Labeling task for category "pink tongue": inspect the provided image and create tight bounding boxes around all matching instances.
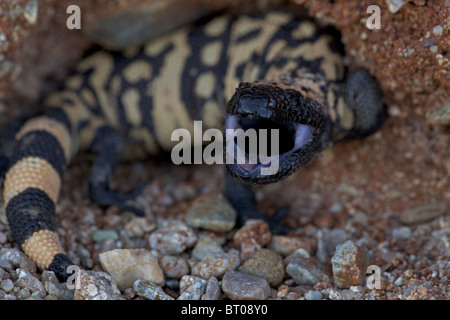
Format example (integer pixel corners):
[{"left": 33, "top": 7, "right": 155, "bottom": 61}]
[
  {"left": 237, "top": 162, "right": 260, "bottom": 171},
  {"left": 236, "top": 152, "right": 273, "bottom": 172}
]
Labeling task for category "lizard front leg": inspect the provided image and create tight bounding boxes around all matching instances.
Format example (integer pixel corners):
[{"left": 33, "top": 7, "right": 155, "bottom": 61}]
[
  {"left": 224, "top": 171, "right": 289, "bottom": 234},
  {"left": 88, "top": 125, "right": 146, "bottom": 216}
]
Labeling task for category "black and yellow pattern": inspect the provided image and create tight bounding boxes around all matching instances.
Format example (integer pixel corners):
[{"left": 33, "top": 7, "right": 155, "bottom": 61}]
[{"left": 2, "top": 11, "right": 384, "bottom": 281}]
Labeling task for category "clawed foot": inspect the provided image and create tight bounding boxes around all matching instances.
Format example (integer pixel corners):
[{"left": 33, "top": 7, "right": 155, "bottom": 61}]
[
  {"left": 89, "top": 180, "right": 147, "bottom": 216},
  {"left": 237, "top": 206, "right": 290, "bottom": 235}
]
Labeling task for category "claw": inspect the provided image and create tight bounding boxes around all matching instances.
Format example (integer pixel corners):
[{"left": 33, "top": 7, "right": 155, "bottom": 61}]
[
  {"left": 267, "top": 207, "right": 290, "bottom": 235},
  {"left": 113, "top": 180, "right": 147, "bottom": 201},
  {"left": 89, "top": 181, "right": 146, "bottom": 216},
  {"left": 115, "top": 202, "right": 145, "bottom": 217}
]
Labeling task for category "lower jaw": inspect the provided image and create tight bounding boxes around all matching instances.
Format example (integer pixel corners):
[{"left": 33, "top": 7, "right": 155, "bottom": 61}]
[{"left": 225, "top": 163, "right": 280, "bottom": 185}]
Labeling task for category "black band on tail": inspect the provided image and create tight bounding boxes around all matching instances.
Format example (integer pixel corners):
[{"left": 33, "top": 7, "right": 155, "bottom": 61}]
[
  {"left": 48, "top": 253, "right": 75, "bottom": 283},
  {"left": 6, "top": 188, "right": 57, "bottom": 248}
]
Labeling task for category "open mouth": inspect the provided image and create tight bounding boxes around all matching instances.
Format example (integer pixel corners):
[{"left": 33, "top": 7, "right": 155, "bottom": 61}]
[
  {"left": 224, "top": 81, "right": 326, "bottom": 183},
  {"left": 225, "top": 112, "right": 313, "bottom": 174}
]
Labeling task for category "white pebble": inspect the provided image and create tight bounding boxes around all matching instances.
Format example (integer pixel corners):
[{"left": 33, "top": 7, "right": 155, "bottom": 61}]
[
  {"left": 386, "top": 0, "right": 406, "bottom": 13},
  {"left": 432, "top": 25, "right": 443, "bottom": 36}
]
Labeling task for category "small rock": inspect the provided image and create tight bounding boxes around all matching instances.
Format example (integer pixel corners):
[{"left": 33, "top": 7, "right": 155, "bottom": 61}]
[
  {"left": 23, "top": 0, "right": 38, "bottom": 24},
  {"left": 186, "top": 194, "right": 237, "bottom": 232},
  {"left": 427, "top": 102, "right": 450, "bottom": 126},
  {"left": 19, "top": 257, "right": 37, "bottom": 275},
  {"left": 0, "top": 267, "right": 8, "bottom": 279},
  {"left": 422, "top": 38, "right": 436, "bottom": 47},
  {"left": 16, "top": 274, "right": 46, "bottom": 298},
  {"left": 276, "top": 284, "right": 289, "bottom": 298},
  {"left": 331, "top": 240, "right": 368, "bottom": 289},
  {"left": 284, "top": 248, "right": 311, "bottom": 262},
  {"left": 0, "top": 247, "right": 36, "bottom": 274},
  {"left": 350, "top": 285, "right": 365, "bottom": 296},
  {"left": 394, "top": 276, "right": 407, "bottom": 287},
  {"left": 328, "top": 289, "right": 342, "bottom": 300},
  {"left": 233, "top": 219, "right": 271, "bottom": 249},
  {"left": 179, "top": 275, "right": 207, "bottom": 293},
  {"left": 192, "top": 236, "right": 224, "bottom": 260},
  {"left": 432, "top": 25, "right": 443, "bottom": 36},
  {"left": 238, "top": 249, "right": 284, "bottom": 286},
  {"left": 0, "top": 232, "right": 7, "bottom": 244},
  {"left": 348, "top": 212, "right": 369, "bottom": 227},
  {"left": 386, "top": 0, "right": 407, "bottom": 13},
  {"left": 124, "top": 217, "right": 156, "bottom": 237},
  {"left": 99, "top": 249, "right": 164, "bottom": 291},
  {"left": 304, "top": 290, "right": 322, "bottom": 300},
  {"left": 392, "top": 227, "right": 412, "bottom": 240},
  {"left": 192, "top": 252, "right": 240, "bottom": 279},
  {"left": 2, "top": 293, "right": 17, "bottom": 300},
  {"left": 0, "top": 248, "right": 23, "bottom": 270},
  {"left": 74, "top": 270, "right": 123, "bottom": 300},
  {"left": 405, "top": 282, "right": 432, "bottom": 300},
  {"left": 123, "top": 287, "right": 135, "bottom": 300},
  {"left": 340, "top": 289, "right": 355, "bottom": 300},
  {"left": 316, "top": 229, "right": 349, "bottom": 263},
  {"left": 202, "top": 277, "right": 221, "bottom": 300},
  {"left": 222, "top": 271, "right": 270, "bottom": 300},
  {"left": 18, "top": 288, "right": 31, "bottom": 300},
  {"left": 160, "top": 255, "right": 190, "bottom": 279},
  {"left": 404, "top": 281, "right": 424, "bottom": 297},
  {"left": 177, "top": 280, "right": 206, "bottom": 300},
  {"left": 267, "top": 235, "right": 311, "bottom": 257},
  {"left": 239, "top": 241, "right": 262, "bottom": 262},
  {"left": 93, "top": 229, "right": 118, "bottom": 242},
  {"left": 400, "top": 202, "right": 447, "bottom": 225},
  {"left": 1, "top": 279, "right": 14, "bottom": 293},
  {"left": 285, "top": 252, "right": 330, "bottom": 286},
  {"left": 149, "top": 219, "right": 197, "bottom": 255},
  {"left": 133, "top": 279, "right": 174, "bottom": 300},
  {"left": 42, "top": 271, "right": 74, "bottom": 300}
]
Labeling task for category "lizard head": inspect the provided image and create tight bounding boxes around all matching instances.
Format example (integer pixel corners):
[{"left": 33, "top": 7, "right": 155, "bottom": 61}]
[{"left": 225, "top": 81, "right": 327, "bottom": 184}]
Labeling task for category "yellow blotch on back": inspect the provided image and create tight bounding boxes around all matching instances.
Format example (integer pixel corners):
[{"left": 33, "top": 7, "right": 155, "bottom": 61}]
[
  {"left": 201, "top": 40, "right": 223, "bottom": 67},
  {"left": 122, "top": 88, "right": 142, "bottom": 126},
  {"left": 202, "top": 100, "right": 224, "bottom": 129},
  {"left": 150, "top": 32, "right": 194, "bottom": 151},
  {"left": 195, "top": 71, "right": 216, "bottom": 99},
  {"left": 203, "top": 16, "right": 229, "bottom": 37},
  {"left": 291, "top": 21, "right": 316, "bottom": 39},
  {"left": 123, "top": 60, "right": 153, "bottom": 84}
]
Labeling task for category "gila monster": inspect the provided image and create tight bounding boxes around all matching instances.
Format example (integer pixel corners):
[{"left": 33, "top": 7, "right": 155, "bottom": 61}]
[{"left": 1, "top": 11, "right": 385, "bottom": 282}]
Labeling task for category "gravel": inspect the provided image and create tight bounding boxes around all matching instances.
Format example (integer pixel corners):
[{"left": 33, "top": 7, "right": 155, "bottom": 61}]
[
  {"left": 99, "top": 248, "right": 165, "bottom": 290},
  {"left": 399, "top": 202, "right": 447, "bottom": 225},
  {"left": 186, "top": 194, "right": 237, "bottom": 232},
  {"left": 133, "top": 279, "right": 174, "bottom": 300},
  {"left": 285, "top": 254, "right": 330, "bottom": 286},
  {"left": 160, "top": 255, "right": 190, "bottom": 279},
  {"left": 202, "top": 276, "right": 221, "bottom": 300},
  {"left": 177, "top": 279, "right": 206, "bottom": 300},
  {"left": 304, "top": 290, "right": 322, "bottom": 300},
  {"left": 238, "top": 249, "right": 285, "bottom": 286},
  {"left": 222, "top": 270, "right": 271, "bottom": 300},
  {"left": 73, "top": 270, "right": 123, "bottom": 300},
  {"left": 331, "top": 240, "right": 368, "bottom": 289},
  {"left": 149, "top": 219, "right": 197, "bottom": 255},
  {"left": 1, "top": 188, "right": 449, "bottom": 300},
  {"left": 191, "top": 235, "right": 224, "bottom": 260},
  {"left": 191, "top": 252, "right": 240, "bottom": 279}
]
